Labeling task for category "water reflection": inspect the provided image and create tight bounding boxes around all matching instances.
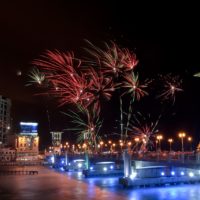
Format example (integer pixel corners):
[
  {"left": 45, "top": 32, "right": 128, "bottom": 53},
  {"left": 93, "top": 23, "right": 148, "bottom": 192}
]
[{"left": 0, "top": 166, "right": 200, "bottom": 200}]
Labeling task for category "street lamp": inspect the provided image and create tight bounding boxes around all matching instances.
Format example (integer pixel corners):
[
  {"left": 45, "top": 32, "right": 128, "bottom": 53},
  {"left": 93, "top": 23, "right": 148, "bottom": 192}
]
[
  {"left": 127, "top": 141, "right": 132, "bottom": 149},
  {"left": 134, "top": 137, "right": 140, "bottom": 153},
  {"left": 108, "top": 140, "right": 112, "bottom": 152},
  {"left": 188, "top": 136, "right": 192, "bottom": 151},
  {"left": 156, "top": 135, "right": 163, "bottom": 152},
  {"left": 100, "top": 141, "right": 104, "bottom": 153},
  {"left": 112, "top": 143, "right": 116, "bottom": 152},
  {"left": 178, "top": 132, "right": 186, "bottom": 152},
  {"left": 168, "top": 138, "right": 173, "bottom": 152}
]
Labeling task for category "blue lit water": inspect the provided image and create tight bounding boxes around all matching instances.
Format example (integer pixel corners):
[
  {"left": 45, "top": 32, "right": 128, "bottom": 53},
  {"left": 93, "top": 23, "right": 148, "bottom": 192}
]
[{"left": 0, "top": 166, "right": 200, "bottom": 200}]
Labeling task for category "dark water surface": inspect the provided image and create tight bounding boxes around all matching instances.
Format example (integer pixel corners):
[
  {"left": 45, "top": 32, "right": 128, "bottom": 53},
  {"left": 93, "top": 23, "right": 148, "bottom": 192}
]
[{"left": 0, "top": 166, "right": 200, "bottom": 200}]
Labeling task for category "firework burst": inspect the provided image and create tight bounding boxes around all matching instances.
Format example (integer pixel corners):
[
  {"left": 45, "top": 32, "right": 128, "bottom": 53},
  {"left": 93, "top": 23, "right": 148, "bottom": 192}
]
[
  {"left": 84, "top": 68, "right": 115, "bottom": 114},
  {"left": 32, "top": 50, "right": 92, "bottom": 107},
  {"left": 121, "top": 72, "right": 149, "bottom": 100},
  {"left": 27, "top": 67, "right": 46, "bottom": 86},
  {"left": 128, "top": 112, "right": 161, "bottom": 153},
  {"left": 64, "top": 106, "right": 102, "bottom": 150},
  {"left": 157, "top": 74, "right": 183, "bottom": 104},
  {"left": 120, "top": 72, "right": 150, "bottom": 140},
  {"left": 84, "top": 40, "right": 138, "bottom": 77}
]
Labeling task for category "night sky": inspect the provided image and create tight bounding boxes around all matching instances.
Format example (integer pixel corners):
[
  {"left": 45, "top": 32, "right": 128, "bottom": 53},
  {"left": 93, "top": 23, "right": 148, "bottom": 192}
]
[{"left": 0, "top": 1, "right": 200, "bottom": 149}]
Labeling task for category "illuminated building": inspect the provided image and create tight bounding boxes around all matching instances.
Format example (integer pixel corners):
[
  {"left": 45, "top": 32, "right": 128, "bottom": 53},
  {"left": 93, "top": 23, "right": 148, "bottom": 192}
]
[
  {"left": 0, "top": 95, "right": 11, "bottom": 146},
  {"left": 50, "top": 131, "right": 63, "bottom": 154},
  {"left": 15, "top": 122, "right": 39, "bottom": 161},
  {"left": 0, "top": 148, "right": 16, "bottom": 162}
]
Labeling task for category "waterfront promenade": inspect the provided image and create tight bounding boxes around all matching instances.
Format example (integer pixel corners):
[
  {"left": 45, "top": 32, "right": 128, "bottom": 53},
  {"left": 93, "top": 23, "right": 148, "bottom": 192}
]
[
  {"left": 0, "top": 166, "right": 126, "bottom": 200},
  {"left": 0, "top": 165, "right": 200, "bottom": 200}
]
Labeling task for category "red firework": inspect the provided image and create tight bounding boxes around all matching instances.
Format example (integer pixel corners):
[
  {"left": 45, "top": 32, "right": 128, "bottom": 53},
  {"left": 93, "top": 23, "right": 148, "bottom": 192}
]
[
  {"left": 83, "top": 68, "right": 115, "bottom": 114},
  {"left": 33, "top": 49, "right": 115, "bottom": 112},
  {"left": 157, "top": 74, "right": 183, "bottom": 104},
  {"left": 33, "top": 50, "right": 91, "bottom": 107},
  {"left": 84, "top": 40, "right": 139, "bottom": 77}
]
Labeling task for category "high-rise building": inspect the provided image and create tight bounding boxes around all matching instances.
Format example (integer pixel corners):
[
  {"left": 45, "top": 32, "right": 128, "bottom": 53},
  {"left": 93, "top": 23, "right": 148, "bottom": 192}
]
[{"left": 0, "top": 95, "right": 11, "bottom": 146}]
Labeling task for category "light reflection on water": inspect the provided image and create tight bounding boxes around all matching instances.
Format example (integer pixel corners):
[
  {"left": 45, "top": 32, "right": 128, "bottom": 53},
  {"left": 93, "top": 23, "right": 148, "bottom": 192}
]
[
  {"left": 0, "top": 166, "right": 200, "bottom": 200},
  {"left": 71, "top": 172, "right": 200, "bottom": 200}
]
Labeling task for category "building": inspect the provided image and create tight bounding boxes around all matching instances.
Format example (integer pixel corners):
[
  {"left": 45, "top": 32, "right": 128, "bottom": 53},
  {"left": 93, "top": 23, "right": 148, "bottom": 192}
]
[
  {"left": 0, "top": 148, "right": 16, "bottom": 162},
  {"left": 15, "top": 122, "right": 39, "bottom": 161},
  {"left": 50, "top": 131, "right": 63, "bottom": 155},
  {"left": 0, "top": 95, "right": 11, "bottom": 146}
]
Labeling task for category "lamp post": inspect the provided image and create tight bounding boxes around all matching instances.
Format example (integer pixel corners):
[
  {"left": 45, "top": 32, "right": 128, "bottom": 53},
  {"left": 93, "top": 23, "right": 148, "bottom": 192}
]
[
  {"left": 100, "top": 141, "right": 104, "bottom": 153},
  {"left": 188, "top": 137, "right": 192, "bottom": 151},
  {"left": 134, "top": 137, "right": 140, "bottom": 153},
  {"left": 156, "top": 135, "right": 163, "bottom": 152},
  {"left": 108, "top": 140, "right": 112, "bottom": 153},
  {"left": 112, "top": 143, "right": 116, "bottom": 152},
  {"left": 179, "top": 132, "right": 186, "bottom": 163},
  {"left": 178, "top": 132, "right": 186, "bottom": 152},
  {"left": 168, "top": 138, "right": 173, "bottom": 152}
]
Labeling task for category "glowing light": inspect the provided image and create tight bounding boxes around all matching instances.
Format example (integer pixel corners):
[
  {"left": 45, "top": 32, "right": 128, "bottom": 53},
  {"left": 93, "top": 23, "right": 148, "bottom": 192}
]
[
  {"left": 96, "top": 161, "right": 115, "bottom": 165},
  {"left": 130, "top": 172, "right": 137, "bottom": 180},
  {"left": 161, "top": 172, "right": 165, "bottom": 176},
  {"left": 179, "top": 132, "right": 186, "bottom": 138},
  {"left": 20, "top": 122, "right": 38, "bottom": 126},
  {"left": 189, "top": 172, "right": 194, "bottom": 177},
  {"left": 171, "top": 171, "right": 175, "bottom": 176},
  {"left": 77, "top": 171, "right": 82, "bottom": 177},
  {"left": 60, "top": 167, "right": 64, "bottom": 172},
  {"left": 103, "top": 167, "right": 107, "bottom": 171},
  {"left": 51, "top": 156, "right": 55, "bottom": 164},
  {"left": 90, "top": 166, "right": 94, "bottom": 170},
  {"left": 181, "top": 171, "right": 185, "bottom": 176},
  {"left": 78, "top": 163, "right": 82, "bottom": 168},
  {"left": 110, "top": 165, "right": 114, "bottom": 170},
  {"left": 73, "top": 159, "right": 85, "bottom": 162}
]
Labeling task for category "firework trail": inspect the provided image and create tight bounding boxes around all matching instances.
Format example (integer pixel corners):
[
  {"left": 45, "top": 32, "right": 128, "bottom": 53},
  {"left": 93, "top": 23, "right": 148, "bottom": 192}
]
[
  {"left": 194, "top": 72, "right": 200, "bottom": 77},
  {"left": 121, "top": 72, "right": 150, "bottom": 140},
  {"left": 156, "top": 74, "right": 183, "bottom": 104}
]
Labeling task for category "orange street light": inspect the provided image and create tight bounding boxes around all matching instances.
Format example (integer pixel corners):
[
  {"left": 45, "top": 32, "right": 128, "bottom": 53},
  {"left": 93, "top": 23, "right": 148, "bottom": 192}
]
[
  {"left": 156, "top": 135, "right": 163, "bottom": 152},
  {"left": 168, "top": 138, "right": 173, "bottom": 152},
  {"left": 178, "top": 132, "right": 186, "bottom": 152}
]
